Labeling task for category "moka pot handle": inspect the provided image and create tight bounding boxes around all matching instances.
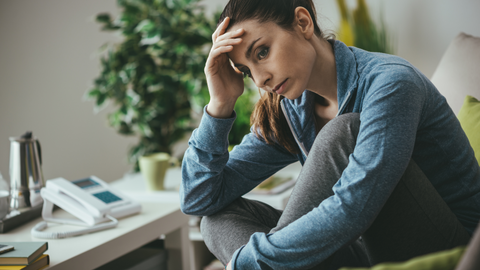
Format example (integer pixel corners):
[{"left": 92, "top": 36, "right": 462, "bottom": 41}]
[{"left": 36, "top": 140, "right": 42, "bottom": 165}]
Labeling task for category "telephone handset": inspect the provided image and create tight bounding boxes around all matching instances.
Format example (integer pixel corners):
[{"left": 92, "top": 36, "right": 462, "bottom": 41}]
[{"left": 31, "top": 176, "right": 141, "bottom": 239}]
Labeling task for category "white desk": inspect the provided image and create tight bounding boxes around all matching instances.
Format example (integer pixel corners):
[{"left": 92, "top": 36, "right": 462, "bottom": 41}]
[{"left": 1, "top": 202, "right": 191, "bottom": 270}]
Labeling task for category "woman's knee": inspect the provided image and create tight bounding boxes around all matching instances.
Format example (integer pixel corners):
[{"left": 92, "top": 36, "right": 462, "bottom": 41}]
[
  {"left": 199, "top": 214, "right": 217, "bottom": 244},
  {"left": 199, "top": 200, "right": 240, "bottom": 243},
  {"left": 200, "top": 198, "right": 281, "bottom": 243},
  {"left": 308, "top": 113, "right": 360, "bottom": 162},
  {"left": 319, "top": 113, "right": 360, "bottom": 144},
  {"left": 199, "top": 205, "right": 239, "bottom": 258},
  {"left": 199, "top": 212, "right": 239, "bottom": 264}
]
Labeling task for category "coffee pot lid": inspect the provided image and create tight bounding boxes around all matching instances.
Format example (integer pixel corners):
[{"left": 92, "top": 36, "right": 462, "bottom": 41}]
[{"left": 9, "top": 131, "right": 36, "bottom": 142}]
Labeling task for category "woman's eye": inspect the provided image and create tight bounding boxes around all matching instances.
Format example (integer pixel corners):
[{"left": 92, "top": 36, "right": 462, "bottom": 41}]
[
  {"left": 243, "top": 70, "right": 252, "bottom": 78},
  {"left": 238, "top": 67, "right": 252, "bottom": 79},
  {"left": 257, "top": 47, "right": 269, "bottom": 60}
]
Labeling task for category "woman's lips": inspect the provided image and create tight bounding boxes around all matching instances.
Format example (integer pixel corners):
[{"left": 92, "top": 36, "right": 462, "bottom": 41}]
[{"left": 273, "top": 79, "right": 288, "bottom": 95}]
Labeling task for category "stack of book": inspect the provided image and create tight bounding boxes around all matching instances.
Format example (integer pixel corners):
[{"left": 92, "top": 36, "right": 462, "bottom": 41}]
[{"left": 0, "top": 242, "right": 49, "bottom": 270}]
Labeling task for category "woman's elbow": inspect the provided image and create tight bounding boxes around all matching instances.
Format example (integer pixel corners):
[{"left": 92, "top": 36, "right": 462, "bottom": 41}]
[
  {"left": 180, "top": 200, "right": 201, "bottom": 216},
  {"left": 180, "top": 194, "right": 214, "bottom": 216}
]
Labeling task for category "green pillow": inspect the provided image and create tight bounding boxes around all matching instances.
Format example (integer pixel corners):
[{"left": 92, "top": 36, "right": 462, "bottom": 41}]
[
  {"left": 458, "top": 95, "right": 480, "bottom": 165},
  {"left": 339, "top": 246, "right": 466, "bottom": 270}
]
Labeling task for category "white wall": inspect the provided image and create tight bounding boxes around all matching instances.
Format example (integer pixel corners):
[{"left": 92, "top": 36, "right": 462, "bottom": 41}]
[
  {"left": 0, "top": 0, "right": 479, "bottom": 184},
  {"left": 0, "top": 0, "right": 134, "bottom": 183}
]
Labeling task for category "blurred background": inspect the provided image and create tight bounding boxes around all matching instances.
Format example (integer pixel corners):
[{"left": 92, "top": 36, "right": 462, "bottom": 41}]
[{"left": 0, "top": 0, "right": 479, "bottom": 183}]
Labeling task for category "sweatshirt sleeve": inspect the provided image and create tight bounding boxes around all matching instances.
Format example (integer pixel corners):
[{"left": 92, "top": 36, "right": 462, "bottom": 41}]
[
  {"left": 231, "top": 65, "right": 428, "bottom": 269},
  {"left": 180, "top": 105, "right": 298, "bottom": 216}
]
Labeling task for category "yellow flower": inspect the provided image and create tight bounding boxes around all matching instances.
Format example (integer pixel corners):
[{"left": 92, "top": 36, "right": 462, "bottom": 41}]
[
  {"left": 338, "top": 18, "right": 355, "bottom": 46},
  {"left": 336, "top": 0, "right": 355, "bottom": 46}
]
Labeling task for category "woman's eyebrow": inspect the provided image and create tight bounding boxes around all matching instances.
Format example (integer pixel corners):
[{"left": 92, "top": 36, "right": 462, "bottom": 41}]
[{"left": 246, "top": 37, "right": 262, "bottom": 59}]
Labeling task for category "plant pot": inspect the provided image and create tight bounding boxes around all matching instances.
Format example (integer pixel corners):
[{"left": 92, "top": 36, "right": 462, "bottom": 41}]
[{"left": 139, "top": 153, "right": 172, "bottom": 191}]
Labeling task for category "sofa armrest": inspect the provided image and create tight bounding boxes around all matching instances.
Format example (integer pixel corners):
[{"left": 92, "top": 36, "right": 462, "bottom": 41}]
[
  {"left": 430, "top": 32, "right": 480, "bottom": 115},
  {"left": 455, "top": 222, "right": 480, "bottom": 270}
]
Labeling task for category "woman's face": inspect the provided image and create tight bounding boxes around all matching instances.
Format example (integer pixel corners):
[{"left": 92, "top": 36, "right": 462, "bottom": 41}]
[{"left": 227, "top": 19, "right": 318, "bottom": 100}]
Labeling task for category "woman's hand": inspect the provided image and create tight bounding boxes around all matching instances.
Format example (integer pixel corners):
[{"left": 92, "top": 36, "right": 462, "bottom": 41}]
[{"left": 205, "top": 17, "right": 245, "bottom": 118}]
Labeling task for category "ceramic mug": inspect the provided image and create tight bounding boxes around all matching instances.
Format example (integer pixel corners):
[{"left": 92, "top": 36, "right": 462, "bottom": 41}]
[
  {"left": 0, "top": 190, "right": 9, "bottom": 220},
  {"left": 139, "top": 153, "right": 173, "bottom": 191}
]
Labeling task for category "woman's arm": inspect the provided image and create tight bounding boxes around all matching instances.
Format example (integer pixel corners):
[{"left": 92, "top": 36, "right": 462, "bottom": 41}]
[{"left": 180, "top": 106, "right": 298, "bottom": 216}]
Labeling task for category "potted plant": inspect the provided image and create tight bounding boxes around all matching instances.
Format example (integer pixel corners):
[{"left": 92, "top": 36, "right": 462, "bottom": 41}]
[{"left": 87, "top": 0, "right": 257, "bottom": 170}]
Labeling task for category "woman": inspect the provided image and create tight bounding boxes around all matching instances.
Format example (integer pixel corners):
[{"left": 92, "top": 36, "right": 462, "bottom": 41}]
[{"left": 180, "top": 0, "right": 480, "bottom": 269}]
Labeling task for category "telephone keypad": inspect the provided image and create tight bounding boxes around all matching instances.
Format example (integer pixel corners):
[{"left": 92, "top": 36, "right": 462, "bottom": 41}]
[{"left": 93, "top": 191, "right": 122, "bottom": 204}]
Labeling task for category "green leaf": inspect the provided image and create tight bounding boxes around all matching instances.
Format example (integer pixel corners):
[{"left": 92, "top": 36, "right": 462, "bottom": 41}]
[
  {"left": 96, "top": 93, "right": 107, "bottom": 107},
  {"left": 96, "top": 13, "right": 111, "bottom": 23},
  {"left": 135, "top": 19, "right": 155, "bottom": 33},
  {"left": 166, "top": 0, "right": 175, "bottom": 9},
  {"left": 140, "top": 35, "right": 161, "bottom": 45},
  {"left": 126, "top": 88, "right": 141, "bottom": 106},
  {"left": 87, "top": 89, "right": 101, "bottom": 99}
]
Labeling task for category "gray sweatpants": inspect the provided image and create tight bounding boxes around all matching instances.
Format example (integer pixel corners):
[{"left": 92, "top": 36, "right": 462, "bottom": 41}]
[{"left": 201, "top": 113, "right": 471, "bottom": 269}]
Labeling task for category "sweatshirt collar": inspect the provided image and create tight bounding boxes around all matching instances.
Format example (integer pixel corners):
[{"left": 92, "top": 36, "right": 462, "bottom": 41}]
[{"left": 332, "top": 40, "right": 359, "bottom": 115}]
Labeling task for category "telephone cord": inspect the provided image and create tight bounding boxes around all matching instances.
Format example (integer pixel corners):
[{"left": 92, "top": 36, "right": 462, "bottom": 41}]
[{"left": 30, "top": 215, "right": 118, "bottom": 239}]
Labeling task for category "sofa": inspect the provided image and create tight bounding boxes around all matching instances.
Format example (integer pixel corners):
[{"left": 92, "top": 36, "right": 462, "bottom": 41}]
[
  {"left": 432, "top": 32, "right": 480, "bottom": 167},
  {"left": 431, "top": 32, "right": 480, "bottom": 116},
  {"left": 431, "top": 31, "right": 480, "bottom": 270}
]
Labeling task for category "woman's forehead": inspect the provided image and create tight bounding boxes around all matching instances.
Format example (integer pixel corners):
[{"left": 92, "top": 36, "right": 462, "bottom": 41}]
[
  {"left": 229, "top": 19, "right": 299, "bottom": 49},
  {"left": 226, "top": 20, "right": 287, "bottom": 63},
  {"left": 227, "top": 19, "right": 278, "bottom": 34}
]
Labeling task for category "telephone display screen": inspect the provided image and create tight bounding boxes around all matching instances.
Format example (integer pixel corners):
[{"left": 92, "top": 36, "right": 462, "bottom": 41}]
[{"left": 73, "top": 178, "right": 99, "bottom": 189}]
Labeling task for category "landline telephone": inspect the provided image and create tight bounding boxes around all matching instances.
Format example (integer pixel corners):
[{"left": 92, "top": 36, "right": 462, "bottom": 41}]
[{"left": 31, "top": 176, "right": 141, "bottom": 239}]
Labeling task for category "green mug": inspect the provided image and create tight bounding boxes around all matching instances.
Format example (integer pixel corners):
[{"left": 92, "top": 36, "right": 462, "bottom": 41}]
[{"left": 139, "top": 153, "right": 173, "bottom": 191}]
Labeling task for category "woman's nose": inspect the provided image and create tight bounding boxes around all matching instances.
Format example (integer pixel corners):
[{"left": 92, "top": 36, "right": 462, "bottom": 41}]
[{"left": 252, "top": 68, "right": 271, "bottom": 90}]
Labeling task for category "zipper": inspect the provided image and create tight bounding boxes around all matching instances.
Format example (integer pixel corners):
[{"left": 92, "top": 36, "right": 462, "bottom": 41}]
[
  {"left": 336, "top": 90, "right": 352, "bottom": 117},
  {"left": 279, "top": 90, "right": 353, "bottom": 159},
  {"left": 280, "top": 101, "right": 309, "bottom": 157}
]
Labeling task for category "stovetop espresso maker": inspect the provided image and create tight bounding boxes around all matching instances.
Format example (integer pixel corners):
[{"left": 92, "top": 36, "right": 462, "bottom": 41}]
[{"left": 9, "top": 131, "right": 45, "bottom": 210}]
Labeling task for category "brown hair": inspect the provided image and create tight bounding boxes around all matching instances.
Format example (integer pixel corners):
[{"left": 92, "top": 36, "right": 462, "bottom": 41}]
[
  {"left": 250, "top": 92, "right": 299, "bottom": 153},
  {"left": 219, "top": 0, "right": 326, "bottom": 154},
  {"left": 218, "top": 0, "right": 323, "bottom": 37}
]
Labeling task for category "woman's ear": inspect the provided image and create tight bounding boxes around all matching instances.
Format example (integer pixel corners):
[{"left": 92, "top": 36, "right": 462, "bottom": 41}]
[{"left": 294, "top": 7, "right": 314, "bottom": 40}]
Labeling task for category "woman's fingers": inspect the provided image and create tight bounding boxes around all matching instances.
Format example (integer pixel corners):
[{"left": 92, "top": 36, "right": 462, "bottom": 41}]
[
  {"left": 212, "top": 17, "right": 230, "bottom": 41},
  {"left": 214, "top": 28, "right": 244, "bottom": 44},
  {"left": 207, "top": 37, "right": 242, "bottom": 71},
  {"left": 207, "top": 36, "right": 241, "bottom": 67},
  {"left": 211, "top": 45, "right": 233, "bottom": 57},
  {"left": 207, "top": 17, "right": 244, "bottom": 74},
  {"left": 206, "top": 46, "right": 232, "bottom": 68},
  {"left": 209, "top": 33, "right": 243, "bottom": 61},
  {"left": 213, "top": 38, "right": 242, "bottom": 49},
  {"left": 212, "top": 17, "right": 245, "bottom": 43}
]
